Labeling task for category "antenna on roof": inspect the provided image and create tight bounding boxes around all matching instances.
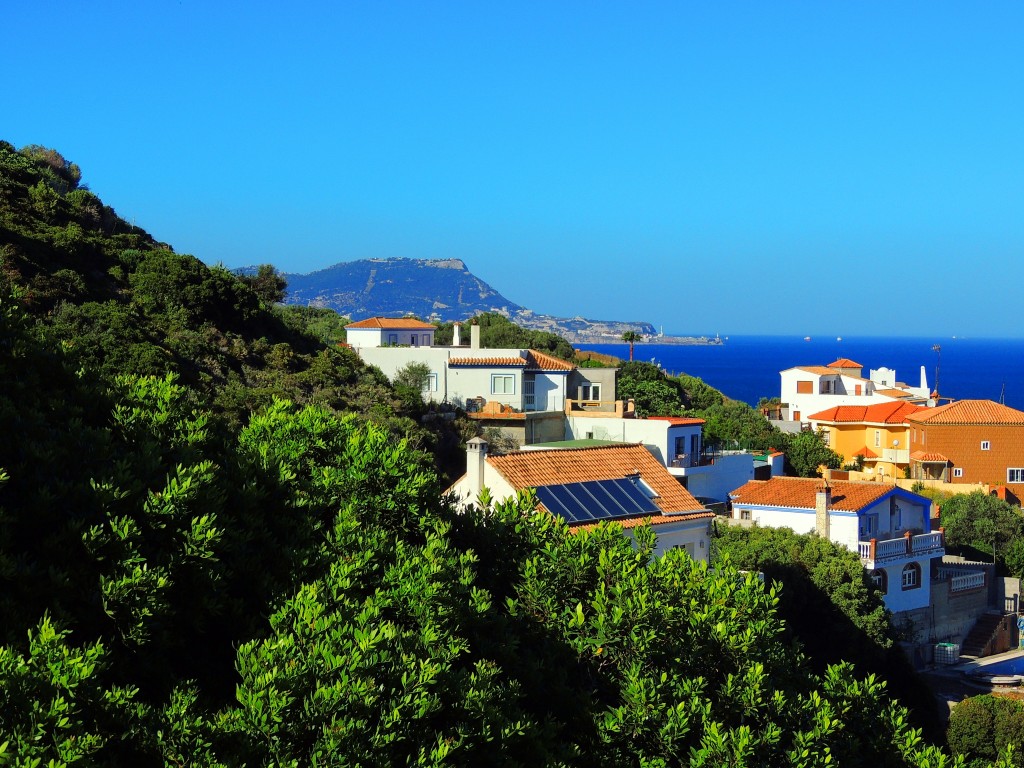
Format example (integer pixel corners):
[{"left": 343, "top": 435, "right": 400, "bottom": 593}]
[{"left": 931, "top": 344, "right": 941, "bottom": 402}]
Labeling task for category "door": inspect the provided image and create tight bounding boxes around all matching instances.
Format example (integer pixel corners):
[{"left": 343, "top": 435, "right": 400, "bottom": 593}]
[{"left": 524, "top": 379, "right": 536, "bottom": 411}]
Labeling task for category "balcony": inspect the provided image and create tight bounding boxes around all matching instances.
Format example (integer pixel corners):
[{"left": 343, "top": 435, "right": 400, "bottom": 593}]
[
  {"left": 858, "top": 529, "right": 944, "bottom": 568},
  {"left": 564, "top": 399, "right": 636, "bottom": 418}
]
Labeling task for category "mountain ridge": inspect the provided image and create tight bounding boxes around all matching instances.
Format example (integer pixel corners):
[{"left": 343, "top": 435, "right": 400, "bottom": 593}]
[{"left": 269, "top": 256, "right": 660, "bottom": 342}]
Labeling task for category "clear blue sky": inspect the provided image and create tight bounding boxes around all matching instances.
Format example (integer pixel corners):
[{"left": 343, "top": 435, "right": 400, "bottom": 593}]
[{"left": 5, "top": 1, "right": 1023, "bottom": 336}]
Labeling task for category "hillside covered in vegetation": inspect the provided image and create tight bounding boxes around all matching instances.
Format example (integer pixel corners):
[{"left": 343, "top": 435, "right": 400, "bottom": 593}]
[{"left": 0, "top": 143, "right": 1006, "bottom": 765}]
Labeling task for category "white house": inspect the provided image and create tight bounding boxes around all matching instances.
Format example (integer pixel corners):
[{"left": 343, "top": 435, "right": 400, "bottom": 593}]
[
  {"left": 779, "top": 358, "right": 931, "bottom": 428},
  {"left": 348, "top": 318, "right": 613, "bottom": 414},
  {"left": 449, "top": 439, "right": 715, "bottom": 560},
  {"left": 345, "top": 317, "right": 437, "bottom": 348},
  {"left": 561, "top": 414, "right": 757, "bottom": 503},
  {"left": 728, "top": 477, "right": 942, "bottom": 613}
]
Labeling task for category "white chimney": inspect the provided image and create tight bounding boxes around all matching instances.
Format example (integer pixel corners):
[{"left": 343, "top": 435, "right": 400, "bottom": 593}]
[
  {"left": 453, "top": 322, "right": 462, "bottom": 346},
  {"left": 919, "top": 365, "right": 928, "bottom": 393},
  {"left": 815, "top": 481, "right": 831, "bottom": 540},
  {"left": 465, "top": 436, "right": 488, "bottom": 504},
  {"left": 470, "top": 323, "right": 481, "bottom": 350}
]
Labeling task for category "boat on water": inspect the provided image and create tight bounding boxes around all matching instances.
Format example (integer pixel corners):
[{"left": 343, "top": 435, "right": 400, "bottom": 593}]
[{"left": 804, "top": 336, "right": 811, "bottom": 342}]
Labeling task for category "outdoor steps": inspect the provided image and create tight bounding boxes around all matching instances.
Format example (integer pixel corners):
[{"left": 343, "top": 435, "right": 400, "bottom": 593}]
[{"left": 960, "top": 613, "right": 1006, "bottom": 657}]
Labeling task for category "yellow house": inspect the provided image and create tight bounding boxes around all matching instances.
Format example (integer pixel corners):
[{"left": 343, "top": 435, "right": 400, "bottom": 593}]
[{"left": 807, "top": 401, "right": 930, "bottom": 480}]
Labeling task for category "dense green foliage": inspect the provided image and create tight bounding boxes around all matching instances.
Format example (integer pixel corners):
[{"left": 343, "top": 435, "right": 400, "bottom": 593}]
[
  {"left": 936, "top": 492, "right": 1024, "bottom": 573},
  {"left": 0, "top": 142, "right": 1000, "bottom": 765},
  {"left": 947, "top": 695, "right": 1024, "bottom": 767},
  {"left": 713, "top": 524, "right": 948, "bottom": 743},
  {"left": 433, "top": 312, "right": 575, "bottom": 360}
]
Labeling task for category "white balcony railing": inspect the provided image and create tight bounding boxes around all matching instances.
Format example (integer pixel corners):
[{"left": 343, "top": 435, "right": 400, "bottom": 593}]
[{"left": 858, "top": 531, "right": 945, "bottom": 565}]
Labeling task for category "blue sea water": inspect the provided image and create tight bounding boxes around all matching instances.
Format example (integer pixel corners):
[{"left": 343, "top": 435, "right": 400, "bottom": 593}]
[{"left": 575, "top": 336, "right": 1024, "bottom": 410}]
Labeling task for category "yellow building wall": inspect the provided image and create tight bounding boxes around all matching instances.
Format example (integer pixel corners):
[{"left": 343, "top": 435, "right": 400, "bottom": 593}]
[{"left": 823, "top": 423, "right": 911, "bottom": 478}]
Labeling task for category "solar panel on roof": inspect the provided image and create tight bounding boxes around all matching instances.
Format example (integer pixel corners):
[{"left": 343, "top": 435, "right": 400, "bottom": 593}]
[{"left": 535, "top": 478, "right": 660, "bottom": 524}]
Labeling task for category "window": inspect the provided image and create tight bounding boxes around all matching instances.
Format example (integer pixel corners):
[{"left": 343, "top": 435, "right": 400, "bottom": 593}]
[
  {"left": 387, "top": 333, "right": 398, "bottom": 345},
  {"left": 590, "top": 384, "right": 601, "bottom": 401},
  {"left": 855, "top": 384, "right": 862, "bottom": 396},
  {"left": 821, "top": 429, "right": 830, "bottom": 446},
  {"left": 424, "top": 373, "right": 438, "bottom": 392},
  {"left": 981, "top": 440, "right": 991, "bottom": 451},
  {"left": 411, "top": 335, "right": 419, "bottom": 347},
  {"left": 953, "top": 468, "right": 963, "bottom": 478},
  {"left": 796, "top": 380, "right": 813, "bottom": 394},
  {"left": 901, "top": 563, "right": 921, "bottom": 590},
  {"left": 740, "top": 510, "right": 751, "bottom": 520},
  {"left": 870, "top": 569, "right": 888, "bottom": 594},
  {"left": 874, "top": 430, "right": 881, "bottom": 448},
  {"left": 1008, "top": 468, "right": 1024, "bottom": 483},
  {"left": 821, "top": 380, "right": 832, "bottom": 394},
  {"left": 491, "top": 374, "right": 515, "bottom": 395}
]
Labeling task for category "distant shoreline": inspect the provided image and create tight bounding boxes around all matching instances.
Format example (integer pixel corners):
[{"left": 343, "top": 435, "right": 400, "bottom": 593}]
[{"left": 568, "top": 335, "right": 724, "bottom": 346}]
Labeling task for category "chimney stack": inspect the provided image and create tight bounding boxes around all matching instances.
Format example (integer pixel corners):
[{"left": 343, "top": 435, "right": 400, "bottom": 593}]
[
  {"left": 465, "top": 436, "right": 488, "bottom": 504},
  {"left": 815, "top": 480, "right": 831, "bottom": 539},
  {"left": 470, "top": 323, "right": 481, "bottom": 350},
  {"left": 453, "top": 322, "right": 462, "bottom": 347}
]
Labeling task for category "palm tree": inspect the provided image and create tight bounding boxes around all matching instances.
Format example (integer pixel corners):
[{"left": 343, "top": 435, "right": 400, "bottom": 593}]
[{"left": 621, "top": 330, "right": 641, "bottom": 361}]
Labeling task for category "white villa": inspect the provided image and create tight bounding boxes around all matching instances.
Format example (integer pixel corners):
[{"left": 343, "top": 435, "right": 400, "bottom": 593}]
[
  {"left": 728, "top": 477, "right": 943, "bottom": 614},
  {"left": 777, "top": 358, "right": 933, "bottom": 430},
  {"left": 449, "top": 438, "right": 715, "bottom": 560}
]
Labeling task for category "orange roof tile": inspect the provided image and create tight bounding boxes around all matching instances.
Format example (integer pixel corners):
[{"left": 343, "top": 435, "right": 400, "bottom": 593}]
[
  {"left": 828, "top": 358, "right": 863, "bottom": 368},
  {"left": 808, "top": 401, "right": 930, "bottom": 425},
  {"left": 525, "top": 350, "right": 576, "bottom": 371},
  {"left": 448, "top": 356, "right": 527, "bottom": 367},
  {"left": 729, "top": 477, "right": 892, "bottom": 512},
  {"left": 346, "top": 317, "right": 437, "bottom": 329},
  {"left": 874, "top": 388, "right": 915, "bottom": 399},
  {"left": 853, "top": 446, "right": 879, "bottom": 458},
  {"left": 488, "top": 443, "right": 707, "bottom": 516},
  {"left": 906, "top": 399, "right": 1024, "bottom": 425},
  {"left": 910, "top": 451, "right": 950, "bottom": 463},
  {"left": 646, "top": 416, "right": 707, "bottom": 426}
]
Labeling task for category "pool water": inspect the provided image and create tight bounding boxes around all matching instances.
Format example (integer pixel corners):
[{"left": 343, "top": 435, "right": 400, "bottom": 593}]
[{"left": 975, "top": 654, "right": 1024, "bottom": 676}]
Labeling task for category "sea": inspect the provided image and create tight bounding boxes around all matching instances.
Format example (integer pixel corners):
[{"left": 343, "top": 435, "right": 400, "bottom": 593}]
[{"left": 575, "top": 336, "right": 1024, "bottom": 410}]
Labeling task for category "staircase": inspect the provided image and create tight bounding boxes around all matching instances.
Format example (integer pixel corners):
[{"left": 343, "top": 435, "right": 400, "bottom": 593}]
[{"left": 961, "top": 613, "right": 1009, "bottom": 657}]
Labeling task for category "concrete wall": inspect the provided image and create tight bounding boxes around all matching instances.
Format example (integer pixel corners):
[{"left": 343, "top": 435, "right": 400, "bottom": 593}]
[
  {"left": 683, "top": 453, "right": 755, "bottom": 502},
  {"left": 636, "top": 517, "right": 712, "bottom": 562},
  {"left": 897, "top": 579, "right": 991, "bottom": 644},
  {"left": 564, "top": 417, "right": 672, "bottom": 460}
]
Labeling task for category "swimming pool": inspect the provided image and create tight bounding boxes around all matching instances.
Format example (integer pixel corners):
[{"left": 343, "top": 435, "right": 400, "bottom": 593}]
[{"left": 974, "top": 654, "right": 1024, "bottom": 677}]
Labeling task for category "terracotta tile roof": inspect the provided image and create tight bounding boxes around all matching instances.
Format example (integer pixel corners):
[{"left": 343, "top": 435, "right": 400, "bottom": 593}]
[
  {"left": 829, "top": 358, "right": 863, "bottom": 369},
  {"left": 906, "top": 399, "right": 1024, "bottom": 426},
  {"left": 729, "top": 477, "right": 892, "bottom": 512},
  {"left": 874, "top": 388, "right": 915, "bottom": 399},
  {"left": 570, "top": 514, "right": 696, "bottom": 533},
  {"left": 646, "top": 416, "right": 707, "bottom": 426},
  {"left": 525, "top": 350, "right": 576, "bottom": 371},
  {"left": 808, "top": 401, "right": 930, "bottom": 425},
  {"left": 853, "top": 446, "right": 879, "bottom": 458},
  {"left": 910, "top": 450, "right": 950, "bottom": 463},
  {"left": 345, "top": 317, "right": 436, "bottom": 329},
  {"left": 789, "top": 365, "right": 840, "bottom": 376},
  {"left": 487, "top": 443, "right": 707, "bottom": 515},
  {"left": 448, "top": 356, "right": 527, "bottom": 367}
]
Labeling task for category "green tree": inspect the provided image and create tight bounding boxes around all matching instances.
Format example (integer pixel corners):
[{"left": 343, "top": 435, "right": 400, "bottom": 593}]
[
  {"left": 621, "top": 329, "right": 641, "bottom": 361},
  {"left": 784, "top": 429, "right": 844, "bottom": 477},
  {"left": 615, "top": 361, "right": 685, "bottom": 417},
  {"left": 940, "top": 492, "right": 1024, "bottom": 566},
  {"left": 241, "top": 263, "right": 288, "bottom": 305}
]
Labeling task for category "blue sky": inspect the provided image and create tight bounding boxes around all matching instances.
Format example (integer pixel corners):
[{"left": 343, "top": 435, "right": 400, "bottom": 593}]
[{"left": 5, "top": 2, "right": 1023, "bottom": 336}]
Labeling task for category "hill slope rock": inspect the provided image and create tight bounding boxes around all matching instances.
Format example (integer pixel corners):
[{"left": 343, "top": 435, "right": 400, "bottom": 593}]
[{"left": 277, "top": 256, "right": 658, "bottom": 340}]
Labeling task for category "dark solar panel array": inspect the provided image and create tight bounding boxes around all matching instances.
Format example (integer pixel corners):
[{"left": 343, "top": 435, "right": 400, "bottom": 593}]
[{"left": 534, "top": 478, "right": 660, "bottom": 524}]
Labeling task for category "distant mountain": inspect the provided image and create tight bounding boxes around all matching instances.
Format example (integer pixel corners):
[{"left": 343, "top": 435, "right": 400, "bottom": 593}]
[{"left": 275, "top": 257, "right": 658, "bottom": 341}]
